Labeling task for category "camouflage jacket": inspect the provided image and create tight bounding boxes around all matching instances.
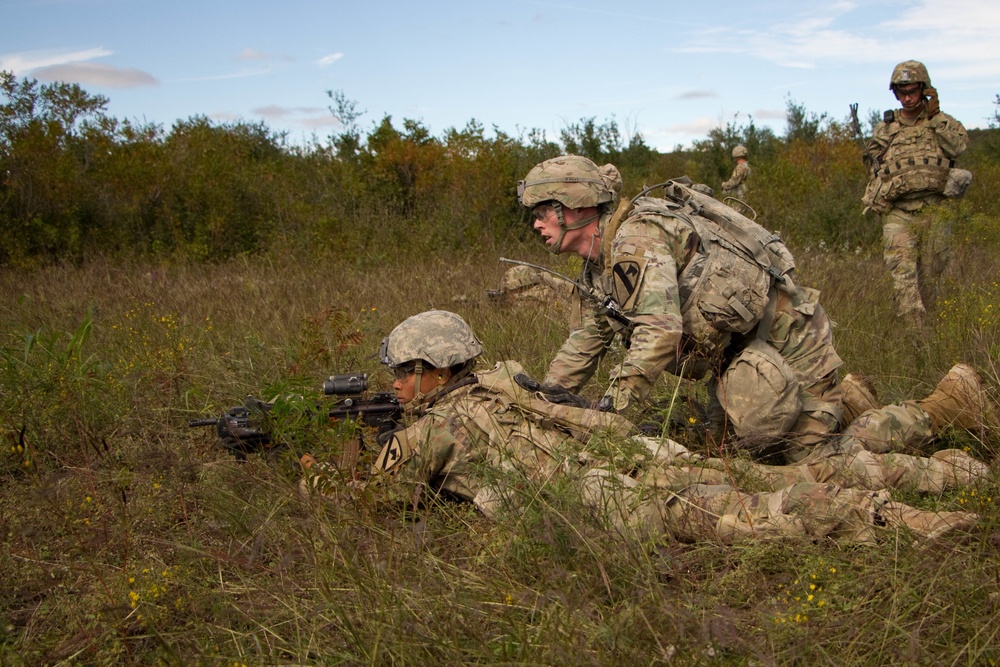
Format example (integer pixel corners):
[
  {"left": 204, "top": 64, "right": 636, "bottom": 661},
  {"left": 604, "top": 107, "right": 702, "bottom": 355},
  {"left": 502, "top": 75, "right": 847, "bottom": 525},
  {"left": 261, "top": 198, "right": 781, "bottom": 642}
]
[
  {"left": 368, "top": 360, "right": 637, "bottom": 516},
  {"left": 544, "top": 202, "right": 842, "bottom": 410},
  {"left": 721, "top": 161, "right": 751, "bottom": 198}
]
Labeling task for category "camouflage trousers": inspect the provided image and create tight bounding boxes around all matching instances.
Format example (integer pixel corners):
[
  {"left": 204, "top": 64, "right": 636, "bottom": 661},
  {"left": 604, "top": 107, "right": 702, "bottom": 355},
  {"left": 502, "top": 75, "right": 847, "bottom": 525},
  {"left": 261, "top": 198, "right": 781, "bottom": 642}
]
[
  {"left": 630, "top": 441, "right": 987, "bottom": 497},
  {"left": 882, "top": 200, "right": 953, "bottom": 317},
  {"left": 746, "top": 396, "right": 988, "bottom": 493},
  {"left": 577, "top": 472, "right": 977, "bottom": 545},
  {"left": 708, "top": 341, "right": 843, "bottom": 464}
]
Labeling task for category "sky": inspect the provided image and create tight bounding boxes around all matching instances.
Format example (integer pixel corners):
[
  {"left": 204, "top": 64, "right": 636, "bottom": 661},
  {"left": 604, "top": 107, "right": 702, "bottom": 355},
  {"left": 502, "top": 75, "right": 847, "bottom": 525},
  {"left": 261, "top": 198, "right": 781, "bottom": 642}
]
[{"left": 3, "top": 0, "right": 999, "bottom": 152}]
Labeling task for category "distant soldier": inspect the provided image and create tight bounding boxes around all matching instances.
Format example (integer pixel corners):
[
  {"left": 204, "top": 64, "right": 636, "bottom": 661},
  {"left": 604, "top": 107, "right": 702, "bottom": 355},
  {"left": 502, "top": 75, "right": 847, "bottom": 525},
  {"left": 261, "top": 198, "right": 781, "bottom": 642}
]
[
  {"left": 721, "top": 144, "right": 751, "bottom": 202},
  {"left": 862, "top": 60, "right": 971, "bottom": 320}
]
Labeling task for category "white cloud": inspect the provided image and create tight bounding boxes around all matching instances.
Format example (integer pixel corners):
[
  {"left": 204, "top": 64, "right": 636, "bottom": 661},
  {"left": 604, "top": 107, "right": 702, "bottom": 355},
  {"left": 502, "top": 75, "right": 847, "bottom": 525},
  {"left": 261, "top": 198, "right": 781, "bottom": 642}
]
[
  {"left": 676, "top": 90, "right": 717, "bottom": 100},
  {"left": 316, "top": 53, "right": 344, "bottom": 66},
  {"left": 295, "top": 113, "right": 340, "bottom": 128},
  {"left": 675, "top": 0, "right": 999, "bottom": 74},
  {"left": 252, "top": 105, "right": 325, "bottom": 119},
  {"left": 752, "top": 108, "right": 786, "bottom": 120},
  {"left": 173, "top": 68, "right": 272, "bottom": 83},
  {"left": 33, "top": 62, "right": 157, "bottom": 88},
  {"left": 663, "top": 116, "right": 721, "bottom": 135},
  {"left": 0, "top": 47, "right": 113, "bottom": 75},
  {"left": 883, "top": 0, "right": 1000, "bottom": 34}
]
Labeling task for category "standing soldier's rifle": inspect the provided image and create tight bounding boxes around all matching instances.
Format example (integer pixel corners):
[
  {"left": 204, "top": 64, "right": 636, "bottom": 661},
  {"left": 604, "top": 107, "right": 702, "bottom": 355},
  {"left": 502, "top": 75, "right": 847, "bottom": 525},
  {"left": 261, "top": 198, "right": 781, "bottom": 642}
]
[{"left": 849, "top": 103, "right": 875, "bottom": 170}]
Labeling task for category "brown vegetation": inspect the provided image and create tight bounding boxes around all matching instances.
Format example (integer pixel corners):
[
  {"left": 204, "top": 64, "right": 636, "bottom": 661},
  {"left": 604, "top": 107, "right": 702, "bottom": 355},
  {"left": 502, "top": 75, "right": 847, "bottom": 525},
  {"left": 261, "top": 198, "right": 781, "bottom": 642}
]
[{"left": 2, "top": 73, "right": 1000, "bottom": 664}]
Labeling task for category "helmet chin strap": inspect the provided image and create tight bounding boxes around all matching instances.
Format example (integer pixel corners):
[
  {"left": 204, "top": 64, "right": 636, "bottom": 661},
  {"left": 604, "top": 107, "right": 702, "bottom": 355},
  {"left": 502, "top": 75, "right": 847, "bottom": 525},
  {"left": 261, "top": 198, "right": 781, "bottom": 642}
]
[
  {"left": 410, "top": 360, "right": 427, "bottom": 404},
  {"left": 407, "top": 360, "right": 456, "bottom": 409},
  {"left": 547, "top": 202, "right": 600, "bottom": 254}
]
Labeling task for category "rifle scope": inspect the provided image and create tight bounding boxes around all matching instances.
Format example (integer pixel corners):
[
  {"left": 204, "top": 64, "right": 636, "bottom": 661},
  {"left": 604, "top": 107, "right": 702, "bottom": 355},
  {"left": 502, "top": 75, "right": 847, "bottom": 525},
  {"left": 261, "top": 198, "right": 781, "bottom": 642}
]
[{"left": 324, "top": 373, "right": 368, "bottom": 395}]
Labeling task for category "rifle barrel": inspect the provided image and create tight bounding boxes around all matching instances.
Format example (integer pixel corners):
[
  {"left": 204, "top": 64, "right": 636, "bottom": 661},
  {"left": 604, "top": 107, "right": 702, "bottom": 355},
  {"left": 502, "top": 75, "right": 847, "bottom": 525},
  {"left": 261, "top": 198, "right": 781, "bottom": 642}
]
[{"left": 188, "top": 418, "right": 219, "bottom": 427}]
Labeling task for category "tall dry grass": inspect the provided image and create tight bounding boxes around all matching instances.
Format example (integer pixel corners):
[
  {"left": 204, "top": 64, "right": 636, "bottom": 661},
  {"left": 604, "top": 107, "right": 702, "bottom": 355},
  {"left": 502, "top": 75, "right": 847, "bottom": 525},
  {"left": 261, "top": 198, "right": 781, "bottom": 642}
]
[{"left": 1, "top": 207, "right": 999, "bottom": 664}]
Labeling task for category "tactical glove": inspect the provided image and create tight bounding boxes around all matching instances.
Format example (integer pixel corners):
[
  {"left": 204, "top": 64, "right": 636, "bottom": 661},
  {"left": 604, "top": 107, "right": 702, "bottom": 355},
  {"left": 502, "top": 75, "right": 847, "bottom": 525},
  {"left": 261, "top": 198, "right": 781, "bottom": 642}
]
[
  {"left": 513, "top": 373, "right": 595, "bottom": 410},
  {"left": 924, "top": 87, "right": 940, "bottom": 118}
]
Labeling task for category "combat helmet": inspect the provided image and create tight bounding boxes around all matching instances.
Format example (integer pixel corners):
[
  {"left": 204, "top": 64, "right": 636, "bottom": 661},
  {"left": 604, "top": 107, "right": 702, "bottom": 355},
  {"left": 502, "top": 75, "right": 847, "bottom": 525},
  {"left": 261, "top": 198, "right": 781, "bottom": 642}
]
[
  {"left": 518, "top": 155, "right": 621, "bottom": 210},
  {"left": 380, "top": 310, "right": 483, "bottom": 371},
  {"left": 732, "top": 145, "right": 748, "bottom": 159},
  {"left": 890, "top": 60, "right": 931, "bottom": 90},
  {"left": 518, "top": 155, "right": 622, "bottom": 253}
]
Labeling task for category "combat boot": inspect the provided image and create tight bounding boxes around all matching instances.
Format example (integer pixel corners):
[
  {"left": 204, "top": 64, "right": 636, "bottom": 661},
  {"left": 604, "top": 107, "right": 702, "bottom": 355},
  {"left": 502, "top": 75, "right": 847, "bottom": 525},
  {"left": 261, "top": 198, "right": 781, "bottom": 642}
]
[
  {"left": 917, "top": 364, "right": 1000, "bottom": 435},
  {"left": 841, "top": 373, "right": 881, "bottom": 424},
  {"left": 875, "top": 499, "right": 979, "bottom": 544}
]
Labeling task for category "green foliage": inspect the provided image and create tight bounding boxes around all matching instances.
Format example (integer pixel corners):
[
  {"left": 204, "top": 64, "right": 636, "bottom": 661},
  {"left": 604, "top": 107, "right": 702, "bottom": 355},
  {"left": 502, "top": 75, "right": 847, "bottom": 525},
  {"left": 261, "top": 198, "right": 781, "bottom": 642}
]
[
  {"left": 4, "top": 75, "right": 1000, "bottom": 271},
  {"left": 0, "top": 312, "right": 121, "bottom": 474}
]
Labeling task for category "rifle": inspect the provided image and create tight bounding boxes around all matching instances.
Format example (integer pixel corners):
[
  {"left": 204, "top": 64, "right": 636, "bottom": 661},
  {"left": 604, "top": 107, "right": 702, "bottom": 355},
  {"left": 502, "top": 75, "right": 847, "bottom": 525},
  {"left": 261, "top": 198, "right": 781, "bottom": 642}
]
[
  {"left": 189, "top": 373, "right": 402, "bottom": 459},
  {"left": 849, "top": 103, "right": 874, "bottom": 169}
]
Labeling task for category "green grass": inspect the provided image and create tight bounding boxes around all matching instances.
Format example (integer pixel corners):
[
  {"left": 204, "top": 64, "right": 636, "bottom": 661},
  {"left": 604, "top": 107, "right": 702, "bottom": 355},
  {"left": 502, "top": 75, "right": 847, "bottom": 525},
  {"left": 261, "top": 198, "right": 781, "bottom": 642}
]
[{"left": 2, "top": 234, "right": 1000, "bottom": 665}]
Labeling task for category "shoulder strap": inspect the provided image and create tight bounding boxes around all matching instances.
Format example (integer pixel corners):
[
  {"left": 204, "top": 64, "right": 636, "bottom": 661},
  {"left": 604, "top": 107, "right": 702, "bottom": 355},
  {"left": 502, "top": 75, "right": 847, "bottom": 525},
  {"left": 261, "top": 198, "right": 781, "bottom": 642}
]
[{"left": 599, "top": 198, "right": 635, "bottom": 282}]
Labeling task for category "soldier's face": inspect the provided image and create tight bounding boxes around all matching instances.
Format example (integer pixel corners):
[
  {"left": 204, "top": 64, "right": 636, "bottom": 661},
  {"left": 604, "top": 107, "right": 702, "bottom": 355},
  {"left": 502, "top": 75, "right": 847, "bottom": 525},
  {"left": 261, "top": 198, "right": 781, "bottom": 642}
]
[
  {"left": 531, "top": 204, "right": 561, "bottom": 249},
  {"left": 893, "top": 83, "right": 924, "bottom": 110},
  {"left": 532, "top": 204, "right": 600, "bottom": 258},
  {"left": 392, "top": 366, "right": 446, "bottom": 404}
]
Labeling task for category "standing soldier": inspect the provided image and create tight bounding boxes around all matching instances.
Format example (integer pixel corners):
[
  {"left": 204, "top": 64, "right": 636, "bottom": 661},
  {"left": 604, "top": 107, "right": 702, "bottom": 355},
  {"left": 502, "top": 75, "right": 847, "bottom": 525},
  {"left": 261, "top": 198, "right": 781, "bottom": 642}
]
[
  {"left": 721, "top": 144, "right": 751, "bottom": 203},
  {"left": 862, "top": 60, "right": 971, "bottom": 321}
]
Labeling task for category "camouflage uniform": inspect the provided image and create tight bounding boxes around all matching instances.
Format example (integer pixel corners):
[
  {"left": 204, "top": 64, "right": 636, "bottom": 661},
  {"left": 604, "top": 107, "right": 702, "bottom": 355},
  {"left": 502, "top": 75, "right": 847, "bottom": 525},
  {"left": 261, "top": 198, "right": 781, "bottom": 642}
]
[
  {"left": 862, "top": 61, "right": 970, "bottom": 317},
  {"left": 344, "top": 359, "right": 979, "bottom": 544},
  {"left": 488, "top": 264, "right": 574, "bottom": 305},
  {"left": 519, "top": 157, "right": 992, "bottom": 465},
  {"left": 539, "top": 190, "right": 845, "bottom": 462},
  {"left": 721, "top": 146, "right": 751, "bottom": 200}
]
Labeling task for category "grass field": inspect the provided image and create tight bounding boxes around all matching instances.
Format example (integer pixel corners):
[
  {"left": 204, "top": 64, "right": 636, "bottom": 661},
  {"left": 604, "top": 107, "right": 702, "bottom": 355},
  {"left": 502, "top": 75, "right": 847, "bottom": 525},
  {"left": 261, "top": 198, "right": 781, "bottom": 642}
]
[{"left": 2, "top": 227, "right": 1000, "bottom": 665}]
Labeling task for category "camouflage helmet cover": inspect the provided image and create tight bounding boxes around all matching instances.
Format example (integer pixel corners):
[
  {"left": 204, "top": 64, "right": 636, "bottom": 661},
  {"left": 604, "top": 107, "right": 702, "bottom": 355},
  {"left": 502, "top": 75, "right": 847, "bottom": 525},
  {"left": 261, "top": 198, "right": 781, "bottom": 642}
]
[
  {"left": 890, "top": 60, "right": 931, "bottom": 90},
  {"left": 380, "top": 310, "right": 483, "bottom": 369},
  {"left": 518, "top": 155, "right": 623, "bottom": 210},
  {"left": 732, "top": 145, "right": 749, "bottom": 159}
]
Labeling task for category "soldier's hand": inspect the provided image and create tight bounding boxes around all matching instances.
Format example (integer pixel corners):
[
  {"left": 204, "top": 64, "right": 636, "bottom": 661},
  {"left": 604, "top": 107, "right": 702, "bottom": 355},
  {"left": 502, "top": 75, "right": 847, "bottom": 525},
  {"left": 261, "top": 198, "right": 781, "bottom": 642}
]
[
  {"left": 514, "top": 373, "right": 593, "bottom": 409},
  {"left": 924, "top": 87, "right": 940, "bottom": 118}
]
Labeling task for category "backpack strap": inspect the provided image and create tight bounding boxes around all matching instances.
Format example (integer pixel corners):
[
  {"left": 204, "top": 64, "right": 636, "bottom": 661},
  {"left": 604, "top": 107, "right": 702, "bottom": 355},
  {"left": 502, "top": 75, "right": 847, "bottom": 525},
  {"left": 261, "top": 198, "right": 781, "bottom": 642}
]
[{"left": 599, "top": 198, "right": 636, "bottom": 284}]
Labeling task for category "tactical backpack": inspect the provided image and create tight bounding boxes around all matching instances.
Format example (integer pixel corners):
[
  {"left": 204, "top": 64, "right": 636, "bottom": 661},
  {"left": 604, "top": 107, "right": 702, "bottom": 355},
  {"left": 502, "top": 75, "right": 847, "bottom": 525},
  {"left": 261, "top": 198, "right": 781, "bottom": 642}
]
[{"left": 605, "top": 178, "right": 798, "bottom": 356}]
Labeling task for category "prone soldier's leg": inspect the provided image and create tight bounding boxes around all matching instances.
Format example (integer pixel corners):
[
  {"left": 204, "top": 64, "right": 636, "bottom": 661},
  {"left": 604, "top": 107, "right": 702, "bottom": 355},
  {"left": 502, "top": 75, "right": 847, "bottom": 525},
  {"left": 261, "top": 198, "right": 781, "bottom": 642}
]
[{"left": 663, "top": 482, "right": 977, "bottom": 544}]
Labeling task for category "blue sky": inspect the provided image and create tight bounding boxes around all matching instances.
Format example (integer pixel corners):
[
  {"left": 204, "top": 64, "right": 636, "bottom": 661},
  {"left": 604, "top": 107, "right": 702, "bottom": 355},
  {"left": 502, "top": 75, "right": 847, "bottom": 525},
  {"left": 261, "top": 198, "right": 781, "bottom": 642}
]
[{"left": 4, "top": 0, "right": 999, "bottom": 151}]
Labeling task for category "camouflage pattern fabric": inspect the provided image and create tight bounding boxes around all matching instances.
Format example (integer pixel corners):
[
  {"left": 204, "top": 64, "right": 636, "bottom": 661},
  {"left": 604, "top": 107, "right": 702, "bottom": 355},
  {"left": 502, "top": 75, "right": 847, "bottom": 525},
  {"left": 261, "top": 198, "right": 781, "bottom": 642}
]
[
  {"left": 864, "top": 107, "right": 968, "bottom": 316},
  {"left": 491, "top": 265, "right": 574, "bottom": 306},
  {"left": 308, "top": 360, "right": 983, "bottom": 544},
  {"left": 662, "top": 483, "right": 976, "bottom": 545},
  {"left": 543, "top": 206, "right": 691, "bottom": 409},
  {"left": 542, "top": 203, "right": 844, "bottom": 457},
  {"left": 381, "top": 310, "right": 483, "bottom": 369},
  {"left": 721, "top": 161, "right": 751, "bottom": 200},
  {"left": 881, "top": 201, "right": 955, "bottom": 316}
]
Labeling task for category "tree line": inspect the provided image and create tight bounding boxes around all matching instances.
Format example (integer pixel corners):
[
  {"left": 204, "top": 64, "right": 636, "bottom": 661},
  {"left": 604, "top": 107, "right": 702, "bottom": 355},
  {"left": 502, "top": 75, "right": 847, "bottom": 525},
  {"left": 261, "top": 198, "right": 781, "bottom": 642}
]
[{"left": 2, "top": 71, "right": 997, "bottom": 266}]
